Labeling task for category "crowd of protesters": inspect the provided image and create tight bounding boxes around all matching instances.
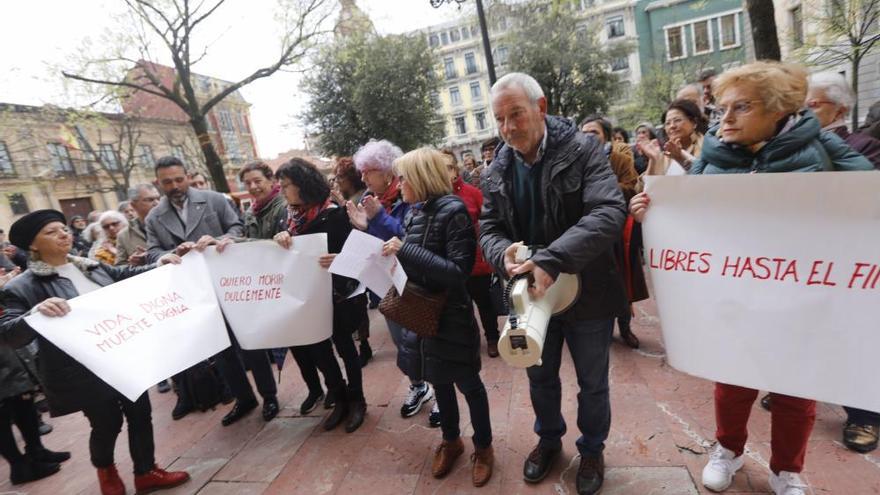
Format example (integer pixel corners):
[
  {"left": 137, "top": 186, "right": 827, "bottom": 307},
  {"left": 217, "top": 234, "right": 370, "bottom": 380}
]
[{"left": 0, "top": 61, "right": 877, "bottom": 495}]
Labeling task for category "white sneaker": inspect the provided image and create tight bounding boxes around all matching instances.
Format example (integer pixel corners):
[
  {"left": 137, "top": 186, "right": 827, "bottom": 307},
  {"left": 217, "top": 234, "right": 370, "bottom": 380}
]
[
  {"left": 769, "top": 471, "right": 807, "bottom": 495},
  {"left": 702, "top": 444, "right": 744, "bottom": 492}
]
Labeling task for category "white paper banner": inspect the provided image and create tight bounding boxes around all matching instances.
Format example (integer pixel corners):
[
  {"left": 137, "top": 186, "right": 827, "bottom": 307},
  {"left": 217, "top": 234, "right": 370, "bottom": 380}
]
[
  {"left": 643, "top": 171, "right": 880, "bottom": 412},
  {"left": 203, "top": 236, "right": 333, "bottom": 349},
  {"left": 329, "top": 230, "right": 407, "bottom": 296},
  {"left": 24, "top": 253, "right": 230, "bottom": 402}
]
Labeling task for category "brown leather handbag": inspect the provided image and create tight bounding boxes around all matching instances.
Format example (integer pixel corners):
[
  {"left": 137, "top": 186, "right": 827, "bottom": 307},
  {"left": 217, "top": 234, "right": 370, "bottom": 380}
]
[{"left": 378, "top": 214, "right": 448, "bottom": 338}]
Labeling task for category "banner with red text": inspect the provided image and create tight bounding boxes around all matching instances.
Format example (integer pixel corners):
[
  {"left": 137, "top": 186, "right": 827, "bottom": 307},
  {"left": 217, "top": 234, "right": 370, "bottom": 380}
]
[
  {"left": 203, "top": 236, "right": 333, "bottom": 349},
  {"left": 643, "top": 172, "right": 880, "bottom": 412},
  {"left": 24, "top": 253, "right": 229, "bottom": 402}
]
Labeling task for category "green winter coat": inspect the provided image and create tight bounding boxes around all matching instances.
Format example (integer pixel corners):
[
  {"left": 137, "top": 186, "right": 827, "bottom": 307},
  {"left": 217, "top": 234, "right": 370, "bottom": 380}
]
[
  {"left": 691, "top": 110, "right": 874, "bottom": 175},
  {"left": 243, "top": 193, "right": 288, "bottom": 240}
]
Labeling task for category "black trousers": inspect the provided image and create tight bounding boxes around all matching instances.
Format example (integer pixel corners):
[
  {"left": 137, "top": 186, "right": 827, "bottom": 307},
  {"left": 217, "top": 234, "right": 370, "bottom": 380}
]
[
  {"left": 174, "top": 325, "right": 277, "bottom": 405},
  {"left": 0, "top": 394, "right": 43, "bottom": 464},
  {"left": 467, "top": 274, "right": 500, "bottom": 343},
  {"left": 434, "top": 372, "right": 493, "bottom": 449},
  {"left": 80, "top": 391, "right": 154, "bottom": 475},
  {"left": 291, "top": 297, "right": 367, "bottom": 402},
  {"left": 291, "top": 339, "right": 346, "bottom": 400}
]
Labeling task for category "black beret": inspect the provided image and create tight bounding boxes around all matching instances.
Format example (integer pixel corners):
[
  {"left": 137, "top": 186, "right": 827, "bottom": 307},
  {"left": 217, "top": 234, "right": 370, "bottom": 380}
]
[{"left": 9, "top": 209, "right": 67, "bottom": 251}]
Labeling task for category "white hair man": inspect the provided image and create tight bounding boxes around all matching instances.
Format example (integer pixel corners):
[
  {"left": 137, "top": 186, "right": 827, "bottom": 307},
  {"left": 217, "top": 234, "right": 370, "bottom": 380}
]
[
  {"left": 807, "top": 72, "right": 880, "bottom": 168},
  {"left": 116, "top": 184, "right": 160, "bottom": 267},
  {"left": 480, "top": 72, "right": 627, "bottom": 495}
]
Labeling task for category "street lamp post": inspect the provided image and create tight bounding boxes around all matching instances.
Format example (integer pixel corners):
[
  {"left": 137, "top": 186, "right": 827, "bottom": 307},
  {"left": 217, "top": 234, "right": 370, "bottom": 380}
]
[{"left": 430, "top": 0, "right": 497, "bottom": 85}]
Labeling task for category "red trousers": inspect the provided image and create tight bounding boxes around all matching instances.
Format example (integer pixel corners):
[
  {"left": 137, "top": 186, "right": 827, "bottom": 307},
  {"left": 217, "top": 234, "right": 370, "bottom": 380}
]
[{"left": 714, "top": 382, "right": 816, "bottom": 474}]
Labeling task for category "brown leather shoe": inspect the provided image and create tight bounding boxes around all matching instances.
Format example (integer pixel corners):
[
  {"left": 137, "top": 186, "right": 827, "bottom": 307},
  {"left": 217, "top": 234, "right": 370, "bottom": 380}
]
[
  {"left": 431, "top": 437, "right": 464, "bottom": 478},
  {"left": 472, "top": 445, "right": 494, "bottom": 487},
  {"left": 487, "top": 341, "right": 499, "bottom": 358}
]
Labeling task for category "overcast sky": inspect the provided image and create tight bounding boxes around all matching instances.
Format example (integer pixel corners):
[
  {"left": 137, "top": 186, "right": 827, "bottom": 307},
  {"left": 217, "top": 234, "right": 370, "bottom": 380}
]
[{"left": 0, "top": 1, "right": 467, "bottom": 158}]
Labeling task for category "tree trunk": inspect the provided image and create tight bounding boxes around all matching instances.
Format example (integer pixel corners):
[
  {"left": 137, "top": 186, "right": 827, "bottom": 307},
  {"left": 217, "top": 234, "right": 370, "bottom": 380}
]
[
  {"left": 190, "top": 115, "right": 230, "bottom": 193},
  {"left": 852, "top": 56, "right": 861, "bottom": 130},
  {"left": 746, "top": 0, "right": 782, "bottom": 61}
]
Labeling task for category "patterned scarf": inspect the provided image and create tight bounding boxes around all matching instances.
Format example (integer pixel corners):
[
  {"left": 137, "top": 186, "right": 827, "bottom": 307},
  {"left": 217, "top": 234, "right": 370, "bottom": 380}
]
[
  {"left": 377, "top": 176, "right": 401, "bottom": 212},
  {"left": 286, "top": 198, "right": 333, "bottom": 235},
  {"left": 251, "top": 184, "right": 281, "bottom": 215}
]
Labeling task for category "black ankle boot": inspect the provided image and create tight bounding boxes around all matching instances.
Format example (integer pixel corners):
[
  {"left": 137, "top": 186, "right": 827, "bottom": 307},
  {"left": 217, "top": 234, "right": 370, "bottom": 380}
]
[
  {"left": 28, "top": 447, "right": 71, "bottom": 463},
  {"left": 10, "top": 459, "right": 60, "bottom": 485},
  {"left": 323, "top": 397, "right": 349, "bottom": 431},
  {"left": 358, "top": 341, "right": 373, "bottom": 368}
]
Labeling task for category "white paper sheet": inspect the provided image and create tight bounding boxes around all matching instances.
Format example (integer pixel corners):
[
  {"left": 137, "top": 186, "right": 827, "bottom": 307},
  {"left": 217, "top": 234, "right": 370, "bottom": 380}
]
[
  {"left": 329, "top": 230, "right": 407, "bottom": 296},
  {"left": 25, "top": 253, "right": 229, "bottom": 402}
]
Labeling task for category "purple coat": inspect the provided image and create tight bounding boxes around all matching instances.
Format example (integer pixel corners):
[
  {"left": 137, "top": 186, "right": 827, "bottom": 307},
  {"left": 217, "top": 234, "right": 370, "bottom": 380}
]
[{"left": 830, "top": 126, "right": 880, "bottom": 170}]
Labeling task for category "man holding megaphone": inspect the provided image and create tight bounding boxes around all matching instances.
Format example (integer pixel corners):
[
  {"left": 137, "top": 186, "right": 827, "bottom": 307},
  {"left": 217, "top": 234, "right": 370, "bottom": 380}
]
[{"left": 480, "top": 73, "right": 628, "bottom": 495}]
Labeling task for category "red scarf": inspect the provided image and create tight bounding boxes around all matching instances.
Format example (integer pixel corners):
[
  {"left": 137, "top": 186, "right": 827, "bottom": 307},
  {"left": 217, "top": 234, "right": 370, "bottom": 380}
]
[
  {"left": 251, "top": 184, "right": 281, "bottom": 215},
  {"left": 287, "top": 198, "right": 333, "bottom": 235},
  {"left": 378, "top": 176, "right": 401, "bottom": 212}
]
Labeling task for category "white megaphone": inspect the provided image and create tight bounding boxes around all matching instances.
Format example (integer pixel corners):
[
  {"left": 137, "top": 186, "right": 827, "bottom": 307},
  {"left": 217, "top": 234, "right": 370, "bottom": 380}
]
[{"left": 498, "top": 244, "right": 580, "bottom": 368}]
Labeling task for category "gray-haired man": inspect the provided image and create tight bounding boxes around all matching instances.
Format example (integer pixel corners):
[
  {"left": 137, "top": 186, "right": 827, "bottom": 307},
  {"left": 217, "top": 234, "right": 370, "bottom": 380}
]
[{"left": 480, "top": 73, "right": 627, "bottom": 495}]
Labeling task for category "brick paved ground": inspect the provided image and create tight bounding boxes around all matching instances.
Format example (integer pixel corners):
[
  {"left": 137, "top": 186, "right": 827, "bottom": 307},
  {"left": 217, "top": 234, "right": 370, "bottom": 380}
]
[{"left": 1, "top": 296, "right": 877, "bottom": 494}]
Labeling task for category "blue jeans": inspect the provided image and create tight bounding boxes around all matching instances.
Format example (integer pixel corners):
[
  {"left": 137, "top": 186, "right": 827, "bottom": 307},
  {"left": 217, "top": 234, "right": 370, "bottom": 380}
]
[{"left": 527, "top": 317, "right": 613, "bottom": 457}]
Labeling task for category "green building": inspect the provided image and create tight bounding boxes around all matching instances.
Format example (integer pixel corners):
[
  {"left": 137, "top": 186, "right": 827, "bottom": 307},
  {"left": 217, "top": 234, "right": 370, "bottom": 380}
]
[{"left": 635, "top": 0, "right": 749, "bottom": 81}]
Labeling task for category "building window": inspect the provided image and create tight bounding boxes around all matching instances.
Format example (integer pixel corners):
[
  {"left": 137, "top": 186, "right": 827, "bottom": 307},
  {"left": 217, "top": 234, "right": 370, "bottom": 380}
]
[
  {"left": 474, "top": 111, "right": 487, "bottom": 131},
  {"left": 441, "top": 31, "right": 449, "bottom": 45},
  {"left": 99, "top": 144, "right": 121, "bottom": 171},
  {"left": 607, "top": 16, "right": 625, "bottom": 38},
  {"left": 449, "top": 86, "right": 462, "bottom": 106},
  {"left": 205, "top": 113, "right": 215, "bottom": 132},
  {"left": 137, "top": 144, "right": 155, "bottom": 167},
  {"left": 470, "top": 81, "right": 482, "bottom": 100},
  {"left": 450, "top": 28, "right": 460, "bottom": 42},
  {"left": 692, "top": 19, "right": 712, "bottom": 54},
  {"left": 455, "top": 115, "right": 467, "bottom": 135},
  {"left": 666, "top": 26, "right": 686, "bottom": 60},
  {"left": 495, "top": 46, "right": 509, "bottom": 66},
  {"left": 790, "top": 7, "right": 804, "bottom": 48},
  {"left": 611, "top": 56, "right": 629, "bottom": 71},
  {"left": 238, "top": 112, "right": 251, "bottom": 133},
  {"left": 7, "top": 193, "right": 29, "bottom": 215},
  {"left": 430, "top": 91, "right": 440, "bottom": 108},
  {"left": 719, "top": 13, "right": 740, "bottom": 49},
  {"left": 47, "top": 143, "right": 74, "bottom": 174},
  {"left": 461, "top": 26, "right": 470, "bottom": 40},
  {"left": 444, "top": 57, "right": 457, "bottom": 80},
  {"left": 429, "top": 34, "right": 439, "bottom": 48},
  {"left": 218, "top": 110, "right": 235, "bottom": 131},
  {"left": 171, "top": 145, "right": 186, "bottom": 164},
  {"left": 470, "top": 25, "right": 479, "bottom": 37},
  {"left": 0, "top": 142, "right": 14, "bottom": 175},
  {"left": 465, "top": 52, "right": 478, "bottom": 74}
]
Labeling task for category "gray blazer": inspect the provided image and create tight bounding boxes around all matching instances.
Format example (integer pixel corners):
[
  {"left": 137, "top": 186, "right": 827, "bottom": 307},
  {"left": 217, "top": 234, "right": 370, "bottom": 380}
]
[{"left": 145, "top": 188, "right": 244, "bottom": 263}]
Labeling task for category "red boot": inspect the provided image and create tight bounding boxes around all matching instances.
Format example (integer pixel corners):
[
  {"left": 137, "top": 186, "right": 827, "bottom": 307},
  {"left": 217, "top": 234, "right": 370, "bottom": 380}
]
[
  {"left": 97, "top": 465, "right": 126, "bottom": 495},
  {"left": 133, "top": 465, "right": 190, "bottom": 494}
]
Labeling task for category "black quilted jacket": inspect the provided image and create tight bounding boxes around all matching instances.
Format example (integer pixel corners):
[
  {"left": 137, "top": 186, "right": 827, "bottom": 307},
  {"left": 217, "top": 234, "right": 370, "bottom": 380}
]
[{"left": 397, "top": 194, "right": 480, "bottom": 384}]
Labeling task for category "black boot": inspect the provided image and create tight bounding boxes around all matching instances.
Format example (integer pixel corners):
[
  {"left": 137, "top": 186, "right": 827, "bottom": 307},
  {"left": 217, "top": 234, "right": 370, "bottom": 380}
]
[
  {"left": 358, "top": 341, "right": 373, "bottom": 368},
  {"left": 28, "top": 447, "right": 71, "bottom": 464},
  {"left": 10, "top": 459, "right": 60, "bottom": 485},
  {"left": 345, "top": 400, "right": 367, "bottom": 433},
  {"left": 323, "top": 395, "right": 349, "bottom": 431},
  {"left": 262, "top": 396, "right": 280, "bottom": 422},
  {"left": 619, "top": 321, "right": 640, "bottom": 349},
  {"left": 576, "top": 453, "right": 604, "bottom": 495},
  {"left": 171, "top": 397, "right": 193, "bottom": 420}
]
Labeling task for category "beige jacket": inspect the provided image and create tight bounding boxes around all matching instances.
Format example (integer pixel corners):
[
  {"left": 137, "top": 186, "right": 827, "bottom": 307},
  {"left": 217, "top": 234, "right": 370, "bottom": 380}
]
[{"left": 115, "top": 220, "right": 147, "bottom": 266}]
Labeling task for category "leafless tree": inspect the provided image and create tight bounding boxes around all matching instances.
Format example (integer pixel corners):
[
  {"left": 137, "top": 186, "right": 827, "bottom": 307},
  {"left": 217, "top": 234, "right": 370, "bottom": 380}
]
[
  {"left": 62, "top": 0, "right": 334, "bottom": 192},
  {"left": 802, "top": 0, "right": 880, "bottom": 129}
]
